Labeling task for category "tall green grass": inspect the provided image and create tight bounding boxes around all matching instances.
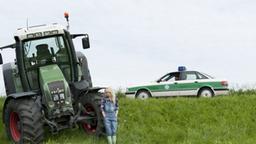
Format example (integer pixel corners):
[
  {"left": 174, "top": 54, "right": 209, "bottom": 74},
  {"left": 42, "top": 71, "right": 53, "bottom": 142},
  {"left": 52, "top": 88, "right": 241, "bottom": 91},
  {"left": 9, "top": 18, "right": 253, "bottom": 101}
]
[
  {"left": 0, "top": 97, "right": 9, "bottom": 144},
  {"left": 1, "top": 92, "right": 256, "bottom": 143}
]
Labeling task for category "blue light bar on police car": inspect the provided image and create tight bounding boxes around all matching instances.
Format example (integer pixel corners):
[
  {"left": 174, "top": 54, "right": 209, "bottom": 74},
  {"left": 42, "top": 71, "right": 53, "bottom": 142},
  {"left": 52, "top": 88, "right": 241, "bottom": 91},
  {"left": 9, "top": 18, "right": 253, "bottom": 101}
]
[{"left": 178, "top": 66, "right": 187, "bottom": 71}]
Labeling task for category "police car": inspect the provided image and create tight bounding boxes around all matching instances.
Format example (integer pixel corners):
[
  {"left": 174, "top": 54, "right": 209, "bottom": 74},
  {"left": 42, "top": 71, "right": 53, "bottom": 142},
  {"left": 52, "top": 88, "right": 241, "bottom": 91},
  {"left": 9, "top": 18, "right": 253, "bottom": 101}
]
[{"left": 125, "top": 67, "right": 229, "bottom": 99}]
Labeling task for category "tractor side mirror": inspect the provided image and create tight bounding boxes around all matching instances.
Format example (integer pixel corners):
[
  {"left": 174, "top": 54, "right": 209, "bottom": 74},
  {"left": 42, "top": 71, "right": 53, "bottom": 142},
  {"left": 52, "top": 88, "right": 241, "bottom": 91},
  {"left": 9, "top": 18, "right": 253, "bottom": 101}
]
[
  {"left": 82, "top": 34, "right": 90, "bottom": 49},
  {"left": 0, "top": 53, "right": 3, "bottom": 65}
]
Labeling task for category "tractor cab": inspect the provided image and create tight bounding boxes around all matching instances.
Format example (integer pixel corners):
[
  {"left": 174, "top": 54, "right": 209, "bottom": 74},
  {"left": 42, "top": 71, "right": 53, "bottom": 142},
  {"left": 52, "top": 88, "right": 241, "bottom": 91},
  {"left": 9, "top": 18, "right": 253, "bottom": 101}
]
[
  {"left": 0, "top": 24, "right": 91, "bottom": 117},
  {"left": 17, "top": 24, "right": 90, "bottom": 90},
  {"left": 18, "top": 25, "right": 78, "bottom": 89},
  {"left": 0, "top": 24, "right": 91, "bottom": 93}
]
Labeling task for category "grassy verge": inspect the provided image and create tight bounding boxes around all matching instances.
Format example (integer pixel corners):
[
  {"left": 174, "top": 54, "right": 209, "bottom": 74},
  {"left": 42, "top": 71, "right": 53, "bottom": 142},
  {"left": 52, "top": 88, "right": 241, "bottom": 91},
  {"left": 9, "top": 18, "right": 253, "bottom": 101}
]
[
  {"left": 1, "top": 93, "right": 256, "bottom": 143},
  {"left": 0, "top": 97, "right": 9, "bottom": 144}
]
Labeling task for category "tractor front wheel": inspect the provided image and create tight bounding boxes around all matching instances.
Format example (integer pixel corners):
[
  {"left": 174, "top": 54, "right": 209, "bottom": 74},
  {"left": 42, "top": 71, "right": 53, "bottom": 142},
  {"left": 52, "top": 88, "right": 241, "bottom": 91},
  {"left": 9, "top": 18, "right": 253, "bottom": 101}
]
[
  {"left": 4, "top": 98, "right": 44, "bottom": 144},
  {"left": 79, "top": 92, "right": 105, "bottom": 136}
]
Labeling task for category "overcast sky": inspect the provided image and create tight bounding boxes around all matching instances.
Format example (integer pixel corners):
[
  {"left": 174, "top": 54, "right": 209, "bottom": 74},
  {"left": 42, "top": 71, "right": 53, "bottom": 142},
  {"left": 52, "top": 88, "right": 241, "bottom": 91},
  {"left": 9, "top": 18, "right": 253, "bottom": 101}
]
[{"left": 0, "top": 0, "right": 256, "bottom": 95}]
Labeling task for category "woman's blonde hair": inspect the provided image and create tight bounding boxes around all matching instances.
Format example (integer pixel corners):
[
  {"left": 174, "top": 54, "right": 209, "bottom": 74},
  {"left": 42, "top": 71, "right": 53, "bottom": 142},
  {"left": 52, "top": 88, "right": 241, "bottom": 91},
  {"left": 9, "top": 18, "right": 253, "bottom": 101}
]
[{"left": 105, "top": 87, "right": 115, "bottom": 103}]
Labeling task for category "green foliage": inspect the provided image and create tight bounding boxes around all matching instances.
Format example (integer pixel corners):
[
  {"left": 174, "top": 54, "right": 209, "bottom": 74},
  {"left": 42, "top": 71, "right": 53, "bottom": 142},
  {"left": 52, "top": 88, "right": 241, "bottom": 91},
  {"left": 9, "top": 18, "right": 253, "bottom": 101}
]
[
  {"left": 0, "top": 97, "right": 9, "bottom": 144},
  {"left": 229, "top": 89, "right": 256, "bottom": 96},
  {"left": 115, "top": 89, "right": 126, "bottom": 99},
  {"left": 117, "top": 95, "right": 256, "bottom": 144},
  {"left": 1, "top": 92, "right": 256, "bottom": 143}
]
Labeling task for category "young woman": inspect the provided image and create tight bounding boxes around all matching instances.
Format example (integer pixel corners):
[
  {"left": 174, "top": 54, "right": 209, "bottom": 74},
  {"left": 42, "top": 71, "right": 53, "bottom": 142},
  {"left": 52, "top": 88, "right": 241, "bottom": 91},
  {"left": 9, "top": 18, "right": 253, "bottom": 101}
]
[{"left": 101, "top": 88, "right": 119, "bottom": 144}]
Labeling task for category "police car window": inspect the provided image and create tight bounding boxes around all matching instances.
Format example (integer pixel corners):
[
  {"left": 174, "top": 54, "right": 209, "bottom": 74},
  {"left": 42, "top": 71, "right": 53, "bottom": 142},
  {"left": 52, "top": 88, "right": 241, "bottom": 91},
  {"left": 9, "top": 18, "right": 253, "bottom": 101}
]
[
  {"left": 183, "top": 72, "right": 197, "bottom": 80},
  {"left": 159, "top": 73, "right": 179, "bottom": 82},
  {"left": 161, "top": 74, "right": 174, "bottom": 82},
  {"left": 201, "top": 72, "right": 214, "bottom": 79},
  {"left": 196, "top": 72, "right": 208, "bottom": 79},
  {"left": 160, "top": 74, "right": 170, "bottom": 82},
  {"left": 186, "top": 74, "right": 197, "bottom": 80},
  {"left": 167, "top": 73, "right": 180, "bottom": 81},
  {"left": 166, "top": 75, "right": 176, "bottom": 82}
]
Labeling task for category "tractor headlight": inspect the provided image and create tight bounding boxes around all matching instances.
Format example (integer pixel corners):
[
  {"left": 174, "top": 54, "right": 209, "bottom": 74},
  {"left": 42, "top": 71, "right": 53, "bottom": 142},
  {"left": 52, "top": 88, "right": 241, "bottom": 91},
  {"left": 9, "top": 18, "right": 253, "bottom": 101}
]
[
  {"left": 44, "top": 30, "right": 58, "bottom": 36},
  {"left": 59, "top": 93, "right": 65, "bottom": 100},
  {"left": 53, "top": 94, "right": 59, "bottom": 102},
  {"left": 27, "top": 32, "right": 42, "bottom": 39},
  {"left": 48, "top": 81, "right": 65, "bottom": 102}
]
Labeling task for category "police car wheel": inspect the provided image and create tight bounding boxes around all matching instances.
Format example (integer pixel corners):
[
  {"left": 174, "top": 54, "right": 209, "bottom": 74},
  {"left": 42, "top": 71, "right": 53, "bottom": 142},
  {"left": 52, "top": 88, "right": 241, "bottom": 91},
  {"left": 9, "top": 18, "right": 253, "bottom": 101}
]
[
  {"left": 199, "top": 89, "right": 213, "bottom": 98},
  {"left": 136, "top": 90, "right": 151, "bottom": 99}
]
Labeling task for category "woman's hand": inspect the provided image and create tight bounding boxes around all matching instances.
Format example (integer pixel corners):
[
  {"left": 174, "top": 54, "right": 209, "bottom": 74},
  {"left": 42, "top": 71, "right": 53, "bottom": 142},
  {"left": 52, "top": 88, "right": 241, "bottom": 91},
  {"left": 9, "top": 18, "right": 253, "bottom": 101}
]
[
  {"left": 102, "top": 112, "right": 105, "bottom": 118},
  {"left": 116, "top": 110, "right": 118, "bottom": 117}
]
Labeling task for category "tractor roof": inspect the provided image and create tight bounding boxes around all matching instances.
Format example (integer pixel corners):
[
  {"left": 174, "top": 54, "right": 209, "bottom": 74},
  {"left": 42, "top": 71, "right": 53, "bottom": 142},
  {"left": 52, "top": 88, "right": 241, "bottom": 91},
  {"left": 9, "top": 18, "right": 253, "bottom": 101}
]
[{"left": 15, "top": 23, "right": 66, "bottom": 40}]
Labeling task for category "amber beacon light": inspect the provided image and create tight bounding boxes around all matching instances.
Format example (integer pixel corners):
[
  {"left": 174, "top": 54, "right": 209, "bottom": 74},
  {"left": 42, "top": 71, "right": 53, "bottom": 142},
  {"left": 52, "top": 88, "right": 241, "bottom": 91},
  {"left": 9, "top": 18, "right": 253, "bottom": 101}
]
[{"left": 64, "top": 12, "right": 70, "bottom": 30}]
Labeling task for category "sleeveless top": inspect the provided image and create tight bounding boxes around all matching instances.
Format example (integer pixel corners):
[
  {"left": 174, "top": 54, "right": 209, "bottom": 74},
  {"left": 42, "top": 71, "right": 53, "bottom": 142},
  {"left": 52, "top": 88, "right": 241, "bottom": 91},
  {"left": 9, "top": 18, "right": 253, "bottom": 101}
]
[{"left": 101, "top": 96, "right": 119, "bottom": 118}]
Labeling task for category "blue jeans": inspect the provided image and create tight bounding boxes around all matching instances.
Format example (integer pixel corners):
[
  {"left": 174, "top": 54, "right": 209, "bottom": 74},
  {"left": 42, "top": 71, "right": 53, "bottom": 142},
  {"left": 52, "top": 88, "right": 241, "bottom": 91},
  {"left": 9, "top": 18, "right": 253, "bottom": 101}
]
[{"left": 104, "top": 114, "right": 117, "bottom": 136}]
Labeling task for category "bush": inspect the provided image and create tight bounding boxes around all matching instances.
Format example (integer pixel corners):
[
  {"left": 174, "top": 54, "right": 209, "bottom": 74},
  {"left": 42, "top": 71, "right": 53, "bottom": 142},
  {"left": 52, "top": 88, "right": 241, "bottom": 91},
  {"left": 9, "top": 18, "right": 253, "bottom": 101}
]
[
  {"left": 115, "top": 88, "right": 126, "bottom": 99},
  {"left": 229, "top": 89, "right": 256, "bottom": 96}
]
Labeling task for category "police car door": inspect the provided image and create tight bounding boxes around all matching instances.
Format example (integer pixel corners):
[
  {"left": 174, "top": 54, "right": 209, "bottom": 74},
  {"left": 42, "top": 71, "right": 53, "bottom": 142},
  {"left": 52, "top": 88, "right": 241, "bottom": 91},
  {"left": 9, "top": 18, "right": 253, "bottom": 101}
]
[
  {"left": 155, "top": 72, "right": 180, "bottom": 97},
  {"left": 178, "top": 71, "right": 200, "bottom": 96}
]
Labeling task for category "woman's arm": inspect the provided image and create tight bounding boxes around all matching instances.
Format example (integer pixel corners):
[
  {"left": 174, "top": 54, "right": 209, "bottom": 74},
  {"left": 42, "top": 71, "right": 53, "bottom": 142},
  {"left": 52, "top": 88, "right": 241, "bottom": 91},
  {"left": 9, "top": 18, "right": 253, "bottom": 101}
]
[
  {"left": 116, "top": 110, "right": 118, "bottom": 117},
  {"left": 115, "top": 98, "right": 119, "bottom": 117},
  {"left": 100, "top": 98, "right": 105, "bottom": 117}
]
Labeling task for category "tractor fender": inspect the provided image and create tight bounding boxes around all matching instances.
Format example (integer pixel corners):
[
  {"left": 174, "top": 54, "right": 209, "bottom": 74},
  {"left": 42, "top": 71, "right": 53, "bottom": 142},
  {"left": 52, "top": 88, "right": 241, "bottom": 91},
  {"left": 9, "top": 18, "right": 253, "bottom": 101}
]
[
  {"left": 2, "top": 91, "right": 38, "bottom": 124},
  {"left": 70, "top": 79, "right": 105, "bottom": 101},
  {"left": 88, "top": 87, "right": 105, "bottom": 93},
  {"left": 76, "top": 51, "right": 92, "bottom": 87},
  {"left": 3, "top": 62, "right": 16, "bottom": 95}
]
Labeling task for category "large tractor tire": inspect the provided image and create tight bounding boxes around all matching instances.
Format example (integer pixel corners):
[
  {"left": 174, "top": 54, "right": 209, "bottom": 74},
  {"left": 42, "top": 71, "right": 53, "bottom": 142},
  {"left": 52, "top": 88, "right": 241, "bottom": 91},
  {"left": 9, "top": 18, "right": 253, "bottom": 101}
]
[
  {"left": 4, "top": 98, "right": 44, "bottom": 144},
  {"left": 79, "top": 92, "right": 105, "bottom": 136}
]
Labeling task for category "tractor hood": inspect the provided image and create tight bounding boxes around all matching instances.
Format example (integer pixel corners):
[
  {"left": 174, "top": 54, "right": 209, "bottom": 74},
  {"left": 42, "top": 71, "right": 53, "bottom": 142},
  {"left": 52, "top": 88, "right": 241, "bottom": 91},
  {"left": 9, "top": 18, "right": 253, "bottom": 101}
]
[{"left": 39, "top": 64, "right": 74, "bottom": 119}]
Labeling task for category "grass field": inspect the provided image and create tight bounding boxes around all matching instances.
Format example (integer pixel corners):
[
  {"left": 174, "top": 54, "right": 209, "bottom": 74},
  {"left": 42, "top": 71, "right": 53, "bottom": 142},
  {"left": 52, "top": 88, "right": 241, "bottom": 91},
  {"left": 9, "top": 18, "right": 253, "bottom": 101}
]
[{"left": 1, "top": 92, "right": 256, "bottom": 144}]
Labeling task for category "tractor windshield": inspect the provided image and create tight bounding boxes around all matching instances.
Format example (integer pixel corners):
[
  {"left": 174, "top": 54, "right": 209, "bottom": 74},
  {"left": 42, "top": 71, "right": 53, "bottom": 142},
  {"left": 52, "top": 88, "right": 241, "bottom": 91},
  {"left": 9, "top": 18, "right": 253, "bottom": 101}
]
[{"left": 23, "top": 36, "right": 71, "bottom": 89}]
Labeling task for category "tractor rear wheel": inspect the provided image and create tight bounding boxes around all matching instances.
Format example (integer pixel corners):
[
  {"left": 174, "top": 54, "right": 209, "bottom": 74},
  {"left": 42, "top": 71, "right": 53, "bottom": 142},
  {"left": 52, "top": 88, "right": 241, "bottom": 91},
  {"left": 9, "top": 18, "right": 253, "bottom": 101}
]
[
  {"left": 79, "top": 92, "right": 105, "bottom": 136},
  {"left": 4, "top": 98, "right": 44, "bottom": 144}
]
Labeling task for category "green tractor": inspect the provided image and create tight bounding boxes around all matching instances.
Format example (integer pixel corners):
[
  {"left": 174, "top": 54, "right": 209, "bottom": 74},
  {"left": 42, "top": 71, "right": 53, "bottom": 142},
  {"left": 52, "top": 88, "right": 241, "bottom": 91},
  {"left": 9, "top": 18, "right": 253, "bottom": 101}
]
[{"left": 0, "top": 15, "right": 105, "bottom": 143}]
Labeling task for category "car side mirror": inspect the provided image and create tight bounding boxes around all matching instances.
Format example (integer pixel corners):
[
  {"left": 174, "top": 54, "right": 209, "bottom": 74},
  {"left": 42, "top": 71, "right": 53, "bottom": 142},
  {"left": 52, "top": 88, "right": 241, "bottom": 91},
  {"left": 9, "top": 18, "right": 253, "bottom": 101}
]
[
  {"left": 0, "top": 53, "right": 3, "bottom": 64},
  {"left": 82, "top": 34, "right": 90, "bottom": 49}
]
